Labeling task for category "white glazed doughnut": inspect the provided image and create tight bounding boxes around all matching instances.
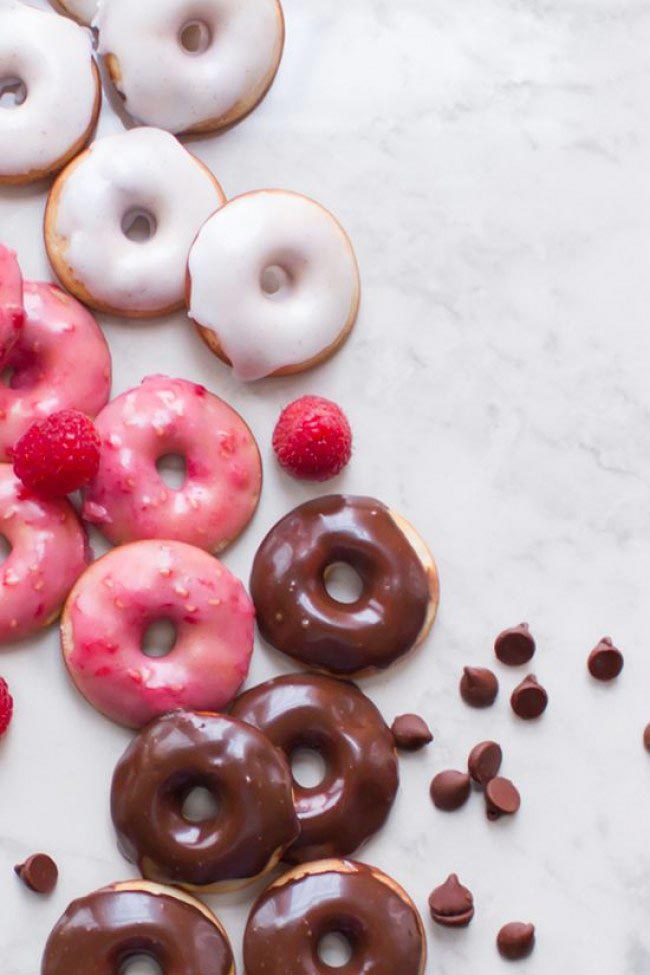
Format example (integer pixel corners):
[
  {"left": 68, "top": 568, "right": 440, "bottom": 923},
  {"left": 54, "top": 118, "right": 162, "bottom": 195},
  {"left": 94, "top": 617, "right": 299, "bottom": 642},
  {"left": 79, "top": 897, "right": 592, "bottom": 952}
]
[
  {"left": 44, "top": 128, "right": 226, "bottom": 318},
  {"left": 0, "top": 1, "right": 100, "bottom": 185},
  {"left": 51, "top": 0, "right": 97, "bottom": 25},
  {"left": 188, "top": 191, "right": 361, "bottom": 381},
  {"left": 96, "top": 0, "right": 285, "bottom": 135}
]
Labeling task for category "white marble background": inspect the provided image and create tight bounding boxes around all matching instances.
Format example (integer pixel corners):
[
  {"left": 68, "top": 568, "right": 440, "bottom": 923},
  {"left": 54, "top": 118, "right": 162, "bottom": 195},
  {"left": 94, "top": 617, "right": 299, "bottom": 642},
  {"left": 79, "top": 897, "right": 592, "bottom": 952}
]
[{"left": 2, "top": 0, "right": 650, "bottom": 971}]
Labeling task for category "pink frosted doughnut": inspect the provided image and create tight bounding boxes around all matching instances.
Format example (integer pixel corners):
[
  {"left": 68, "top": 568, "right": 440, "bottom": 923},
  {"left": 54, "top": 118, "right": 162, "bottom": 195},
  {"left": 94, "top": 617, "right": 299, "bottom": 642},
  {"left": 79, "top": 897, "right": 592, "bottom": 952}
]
[
  {"left": 82, "top": 375, "right": 262, "bottom": 553},
  {"left": 0, "top": 465, "right": 89, "bottom": 644},
  {"left": 0, "top": 245, "right": 24, "bottom": 365},
  {"left": 0, "top": 280, "right": 111, "bottom": 460},
  {"left": 60, "top": 539, "right": 255, "bottom": 728}
]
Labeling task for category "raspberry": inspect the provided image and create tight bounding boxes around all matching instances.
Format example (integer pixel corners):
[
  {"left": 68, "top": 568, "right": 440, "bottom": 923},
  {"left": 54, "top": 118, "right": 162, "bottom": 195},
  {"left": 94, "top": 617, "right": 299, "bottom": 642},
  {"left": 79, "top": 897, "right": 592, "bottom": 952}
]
[
  {"left": 0, "top": 678, "right": 13, "bottom": 737},
  {"left": 272, "top": 396, "right": 352, "bottom": 481},
  {"left": 12, "top": 410, "right": 101, "bottom": 498}
]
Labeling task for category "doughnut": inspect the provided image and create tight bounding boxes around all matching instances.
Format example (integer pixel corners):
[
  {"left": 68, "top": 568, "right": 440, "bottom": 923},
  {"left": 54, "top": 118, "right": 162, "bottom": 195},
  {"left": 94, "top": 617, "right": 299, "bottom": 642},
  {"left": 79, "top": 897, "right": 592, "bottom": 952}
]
[
  {"left": 82, "top": 375, "right": 262, "bottom": 553},
  {"left": 96, "top": 0, "right": 285, "bottom": 135},
  {"left": 250, "top": 495, "right": 439, "bottom": 676},
  {"left": 0, "top": 465, "right": 88, "bottom": 644},
  {"left": 0, "top": 2, "right": 100, "bottom": 185},
  {"left": 111, "top": 710, "right": 300, "bottom": 891},
  {"left": 188, "top": 190, "right": 360, "bottom": 381},
  {"left": 243, "top": 859, "right": 427, "bottom": 975},
  {"left": 231, "top": 673, "right": 399, "bottom": 863},
  {"left": 42, "top": 880, "right": 235, "bottom": 975},
  {"left": 0, "top": 245, "right": 24, "bottom": 365},
  {"left": 44, "top": 127, "right": 225, "bottom": 318},
  {"left": 60, "top": 540, "right": 254, "bottom": 728},
  {"left": 51, "top": 0, "right": 97, "bottom": 26},
  {"left": 0, "top": 280, "right": 111, "bottom": 461}
]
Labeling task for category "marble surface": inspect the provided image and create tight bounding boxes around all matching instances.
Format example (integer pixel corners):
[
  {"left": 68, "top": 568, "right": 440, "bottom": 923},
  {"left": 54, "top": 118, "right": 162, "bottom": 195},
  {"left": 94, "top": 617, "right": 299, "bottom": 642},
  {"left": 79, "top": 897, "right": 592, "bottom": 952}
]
[{"left": 2, "top": 0, "right": 650, "bottom": 971}]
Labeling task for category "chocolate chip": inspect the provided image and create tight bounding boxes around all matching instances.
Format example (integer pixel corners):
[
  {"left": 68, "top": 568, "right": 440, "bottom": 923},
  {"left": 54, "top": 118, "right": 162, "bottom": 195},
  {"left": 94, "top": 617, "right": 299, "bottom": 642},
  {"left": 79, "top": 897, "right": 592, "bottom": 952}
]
[
  {"left": 485, "top": 777, "right": 521, "bottom": 820},
  {"left": 494, "top": 623, "right": 535, "bottom": 666},
  {"left": 14, "top": 854, "right": 58, "bottom": 894},
  {"left": 497, "top": 922, "right": 535, "bottom": 960},
  {"left": 588, "top": 637, "right": 623, "bottom": 682},
  {"left": 430, "top": 770, "right": 471, "bottom": 811},
  {"left": 510, "top": 674, "right": 548, "bottom": 719},
  {"left": 460, "top": 667, "right": 498, "bottom": 708},
  {"left": 428, "top": 873, "right": 474, "bottom": 927},
  {"left": 391, "top": 714, "right": 433, "bottom": 751},
  {"left": 644, "top": 724, "right": 650, "bottom": 752},
  {"left": 468, "top": 741, "right": 502, "bottom": 786}
]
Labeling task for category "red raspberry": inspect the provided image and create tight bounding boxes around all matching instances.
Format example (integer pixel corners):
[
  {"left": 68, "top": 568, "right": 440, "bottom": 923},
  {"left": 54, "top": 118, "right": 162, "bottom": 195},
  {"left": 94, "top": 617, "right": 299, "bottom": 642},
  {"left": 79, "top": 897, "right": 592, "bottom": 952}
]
[
  {"left": 0, "top": 678, "right": 13, "bottom": 737},
  {"left": 272, "top": 396, "right": 352, "bottom": 481},
  {"left": 12, "top": 410, "right": 101, "bottom": 498}
]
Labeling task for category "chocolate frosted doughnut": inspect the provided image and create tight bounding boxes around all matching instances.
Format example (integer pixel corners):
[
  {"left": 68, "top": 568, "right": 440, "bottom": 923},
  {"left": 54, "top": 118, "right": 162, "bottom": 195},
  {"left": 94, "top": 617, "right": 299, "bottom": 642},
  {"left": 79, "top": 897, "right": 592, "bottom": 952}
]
[
  {"left": 111, "top": 710, "right": 299, "bottom": 891},
  {"left": 243, "top": 859, "right": 427, "bottom": 975},
  {"left": 250, "top": 495, "right": 439, "bottom": 676},
  {"left": 42, "top": 880, "right": 234, "bottom": 975},
  {"left": 231, "top": 673, "right": 399, "bottom": 863}
]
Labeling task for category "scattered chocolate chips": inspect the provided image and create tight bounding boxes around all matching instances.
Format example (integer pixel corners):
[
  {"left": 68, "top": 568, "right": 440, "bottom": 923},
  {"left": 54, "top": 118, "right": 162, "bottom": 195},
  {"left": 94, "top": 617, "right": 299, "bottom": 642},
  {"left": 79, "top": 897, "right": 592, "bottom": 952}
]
[
  {"left": 430, "top": 770, "right": 471, "bottom": 811},
  {"left": 14, "top": 854, "right": 58, "bottom": 894},
  {"left": 494, "top": 623, "right": 535, "bottom": 666},
  {"left": 588, "top": 637, "right": 623, "bottom": 682},
  {"left": 485, "top": 777, "right": 521, "bottom": 820},
  {"left": 428, "top": 873, "right": 474, "bottom": 927},
  {"left": 644, "top": 724, "right": 650, "bottom": 752},
  {"left": 460, "top": 667, "right": 499, "bottom": 708},
  {"left": 391, "top": 713, "right": 433, "bottom": 751},
  {"left": 510, "top": 674, "right": 548, "bottom": 719},
  {"left": 497, "top": 922, "right": 535, "bottom": 960},
  {"left": 468, "top": 741, "right": 503, "bottom": 786}
]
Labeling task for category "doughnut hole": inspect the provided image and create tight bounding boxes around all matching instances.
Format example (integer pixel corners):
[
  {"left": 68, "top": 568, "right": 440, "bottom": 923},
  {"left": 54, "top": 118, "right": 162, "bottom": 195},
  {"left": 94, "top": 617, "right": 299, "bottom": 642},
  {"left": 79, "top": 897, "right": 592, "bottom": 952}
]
[
  {"left": 141, "top": 618, "right": 177, "bottom": 659},
  {"left": 260, "top": 264, "right": 293, "bottom": 299},
  {"left": 317, "top": 923, "right": 360, "bottom": 969},
  {"left": 181, "top": 785, "right": 220, "bottom": 823},
  {"left": 0, "top": 77, "right": 27, "bottom": 108},
  {"left": 119, "top": 957, "right": 163, "bottom": 975},
  {"left": 0, "top": 367, "right": 13, "bottom": 386},
  {"left": 0, "top": 535, "right": 11, "bottom": 566},
  {"left": 121, "top": 208, "right": 158, "bottom": 243},
  {"left": 323, "top": 562, "right": 364, "bottom": 604},
  {"left": 178, "top": 20, "right": 213, "bottom": 55},
  {"left": 155, "top": 453, "right": 187, "bottom": 490},
  {"left": 290, "top": 748, "right": 327, "bottom": 789}
]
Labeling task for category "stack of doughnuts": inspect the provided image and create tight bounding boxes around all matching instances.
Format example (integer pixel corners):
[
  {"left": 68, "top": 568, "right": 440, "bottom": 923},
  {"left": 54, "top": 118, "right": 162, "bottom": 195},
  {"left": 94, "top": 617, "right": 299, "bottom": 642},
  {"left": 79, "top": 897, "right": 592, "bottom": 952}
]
[{"left": 0, "top": 3, "right": 441, "bottom": 973}]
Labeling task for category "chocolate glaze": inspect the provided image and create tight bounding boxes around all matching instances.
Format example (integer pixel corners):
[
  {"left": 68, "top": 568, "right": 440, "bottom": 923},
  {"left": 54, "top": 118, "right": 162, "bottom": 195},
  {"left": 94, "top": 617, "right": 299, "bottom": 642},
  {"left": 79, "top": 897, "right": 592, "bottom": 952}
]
[
  {"left": 243, "top": 860, "right": 426, "bottom": 975},
  {"left": 111, "top": 710, "right": 299, "bottom": 888},
  {"left": 231, "top": 673, "right": 399, "bottom": 863},
  {"left": 41, "top": 884, "right": 234, "bottom": 975},
  {"left": 250, "top": 495, "right": 434, "bottom": 675}
]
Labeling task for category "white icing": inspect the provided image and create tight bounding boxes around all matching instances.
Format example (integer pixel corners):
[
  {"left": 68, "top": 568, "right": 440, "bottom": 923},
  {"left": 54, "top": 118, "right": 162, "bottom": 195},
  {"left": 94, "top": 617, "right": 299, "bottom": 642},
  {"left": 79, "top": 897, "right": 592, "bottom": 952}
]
[
  {"left": 96, "top": 0, "right": 284, "bottom": 133},
  {"left": 188, "top": 190, "right": 360, "bottom": 381},
  {"left": 56, "top": 0, "right": 97, "bottom": 25},
  {"left": 50, "top": 127, "right": 225, "bottom": 315},
  {"left": 0, "top": 1, "right": 97, "bottom": 178}
]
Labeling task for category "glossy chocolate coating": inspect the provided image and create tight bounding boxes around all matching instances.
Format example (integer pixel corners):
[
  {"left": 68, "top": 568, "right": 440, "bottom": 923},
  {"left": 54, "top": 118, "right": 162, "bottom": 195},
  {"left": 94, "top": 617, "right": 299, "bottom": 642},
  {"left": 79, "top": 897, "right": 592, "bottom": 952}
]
[
  {"left": 243, "top": 860, "right": 426, "bottom": 975},
  {"left": 250, "top": 495, "right": 433, "bottom": 675},
  {"left": 41, "top": 884, "right": 234, "bottom": 975},
  {"left": 111, "top": 710, "right": 299, "bottom": 888},
  {"left": 231, "top": 674, "right": 399, "bottom": 863}
]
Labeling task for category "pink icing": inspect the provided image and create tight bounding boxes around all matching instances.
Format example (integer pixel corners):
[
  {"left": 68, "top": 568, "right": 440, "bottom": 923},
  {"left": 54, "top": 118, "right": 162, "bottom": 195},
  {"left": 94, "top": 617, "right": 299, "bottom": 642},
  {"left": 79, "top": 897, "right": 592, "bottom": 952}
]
[
  {"left": 0, "top": 281, "right": 112, "bottom": 460},
  {"left": 61, "top": 539, "right": 255, "bottom": 728},
  {"left": 0, "top": 245, "right": 24, "bottom": 366},
  {"left": 0, "top": 465, "right": 89, "bottom": 644},
  {"left": 82, "top": 375, "right": 262, "bottom": 553}
]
